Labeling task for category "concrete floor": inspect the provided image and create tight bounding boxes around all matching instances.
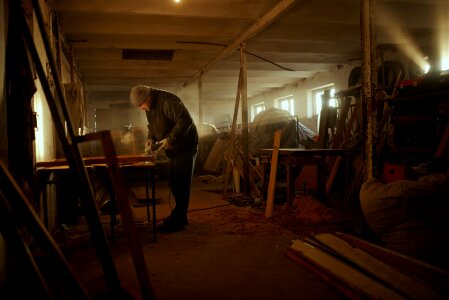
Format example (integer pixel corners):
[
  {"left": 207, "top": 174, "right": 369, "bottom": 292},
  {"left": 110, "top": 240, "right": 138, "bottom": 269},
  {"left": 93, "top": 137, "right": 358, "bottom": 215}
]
[{"left": 65, "top": 176, "right": 346, "bottom": 300}]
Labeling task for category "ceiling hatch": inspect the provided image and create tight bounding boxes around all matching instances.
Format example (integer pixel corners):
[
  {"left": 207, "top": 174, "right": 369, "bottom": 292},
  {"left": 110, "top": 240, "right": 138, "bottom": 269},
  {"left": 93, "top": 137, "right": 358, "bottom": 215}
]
[{"left": 122, "top": 49, "right": 174, "bottom": 61}]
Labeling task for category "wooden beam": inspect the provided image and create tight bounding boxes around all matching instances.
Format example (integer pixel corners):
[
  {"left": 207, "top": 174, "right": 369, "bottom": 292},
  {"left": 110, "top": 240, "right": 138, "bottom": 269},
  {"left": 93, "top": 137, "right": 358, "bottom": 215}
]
[
  {"left": 240, "top": 43, "right": 250, "bottom": 196},
  {"left": 361, "top": 0, "right": 376, "bottom": 180},
  {"left": 186, "top": 0, "right": 298, "bottom": 85}
]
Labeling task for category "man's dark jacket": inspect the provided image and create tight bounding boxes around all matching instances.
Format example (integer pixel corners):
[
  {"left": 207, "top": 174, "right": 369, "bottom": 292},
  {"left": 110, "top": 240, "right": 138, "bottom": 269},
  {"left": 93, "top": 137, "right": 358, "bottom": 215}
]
[{"left": 145, "top": 88, "right": 198, "bottom": 158}]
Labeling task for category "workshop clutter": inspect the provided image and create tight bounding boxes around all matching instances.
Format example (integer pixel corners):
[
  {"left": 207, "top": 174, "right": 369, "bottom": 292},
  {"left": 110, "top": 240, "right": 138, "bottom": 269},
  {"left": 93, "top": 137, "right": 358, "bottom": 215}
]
[
  {"left": 286, "top": 232, "right": 449, "bottom": 299},
  {"left": 359, "top": 172, "right": 449, "bottom": 260},
  {"left": 249, "top": 108, "right": 317, "bottom": 155}
]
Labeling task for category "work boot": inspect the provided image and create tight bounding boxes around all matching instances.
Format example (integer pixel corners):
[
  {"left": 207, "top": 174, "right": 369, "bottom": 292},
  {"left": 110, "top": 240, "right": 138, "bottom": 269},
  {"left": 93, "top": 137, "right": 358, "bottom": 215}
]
[
  {"left": 163, "top": 215, "right": 189, "bottom": 226},
  {"left": 157, "top": 220, "right": 185, "bottom": 233}
]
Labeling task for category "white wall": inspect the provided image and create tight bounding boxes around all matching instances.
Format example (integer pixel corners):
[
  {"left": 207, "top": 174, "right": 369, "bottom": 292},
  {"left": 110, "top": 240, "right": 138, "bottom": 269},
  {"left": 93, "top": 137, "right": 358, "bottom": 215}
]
[
  {"left": 33, "top": 9, "right": 56, "bottom": 162},
  {"left": 178, "top": 63, "right": 360, "bottom": 131},
  {"left": 176, "top": 82, "right": 199, "bottom": 123},
  {"left": 178, "top": 80, "right": 238, "bottom": 128},
  {"left": 248, "top": 63, "right": 358, "bottom": 119}
]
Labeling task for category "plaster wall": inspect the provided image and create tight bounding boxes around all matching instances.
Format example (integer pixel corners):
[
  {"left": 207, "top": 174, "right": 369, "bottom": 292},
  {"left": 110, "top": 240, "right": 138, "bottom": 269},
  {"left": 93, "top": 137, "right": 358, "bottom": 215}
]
[{"left": 248, "top": 63, "right": 357, "bottom": 120}]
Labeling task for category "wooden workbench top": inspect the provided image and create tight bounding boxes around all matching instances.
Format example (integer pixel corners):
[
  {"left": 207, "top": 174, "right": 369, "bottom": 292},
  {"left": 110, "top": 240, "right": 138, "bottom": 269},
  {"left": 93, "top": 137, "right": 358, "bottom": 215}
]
[{"left": 35, "top": 154, "right": 163, "bottom": 168}]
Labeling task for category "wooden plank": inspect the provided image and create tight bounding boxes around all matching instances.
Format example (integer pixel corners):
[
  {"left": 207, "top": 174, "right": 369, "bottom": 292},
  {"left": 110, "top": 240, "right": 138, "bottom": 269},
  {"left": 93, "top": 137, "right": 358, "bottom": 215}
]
[
  {"left": 290, "top": 240, "right": 406, "bottom": 299},
  {"left": 22, "top": 1, "right": 122, "bottom": 292},
  {"left": 317, "top": 89, "right": 331, "bottom": 148},
  {"left": 0, "top": 161, "right": 90, "bottom": 299},
  {"left": 35, "top": 155, "right": 157, "bottom": 168},
  {"left": 326, "top": 98, "right": 358, "bottom": 193},
  {"left": 204, "top": 138, "right": 227, "bottom": 172},
  {"left": 335, "top": 232, "right": 449, "bottom": 294},
  {"left": 265, "top": 130, "right": 281, "bottom": 218},
  {"left": 331, "top": 96, "right": 352, "bottom": 149},
  {"left": 314, "top": 234, "right": 444, "bottom": 299},
  {"left": 92, "top": 131, "right": 155, "bottom": 300},
  {"left": 285, "top": 248, "right": 365, "bottom": 300}
]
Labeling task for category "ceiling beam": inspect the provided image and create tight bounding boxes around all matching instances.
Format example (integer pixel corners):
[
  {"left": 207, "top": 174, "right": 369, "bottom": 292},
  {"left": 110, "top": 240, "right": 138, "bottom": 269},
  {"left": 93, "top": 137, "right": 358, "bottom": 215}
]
[{"left": 186, "top": 0, "right": 299, "bottom": 86}]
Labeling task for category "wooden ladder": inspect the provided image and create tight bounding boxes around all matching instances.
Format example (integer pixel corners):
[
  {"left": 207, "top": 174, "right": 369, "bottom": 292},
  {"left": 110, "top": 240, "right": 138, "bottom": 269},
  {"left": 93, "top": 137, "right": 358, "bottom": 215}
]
[{"left": 14, "top": 1, "right": 155, "bottom": 298}]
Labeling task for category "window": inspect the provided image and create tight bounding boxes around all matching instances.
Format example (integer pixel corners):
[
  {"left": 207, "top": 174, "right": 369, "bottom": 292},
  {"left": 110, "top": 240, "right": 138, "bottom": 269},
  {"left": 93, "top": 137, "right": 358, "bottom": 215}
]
[
  {"left": 312, "top": 84, "right": 337, "bottom": 115},
  {"left": 252, "top": 102, "right": 265, "bottom": 121},
  {"left": 275, "top": 95, "right": 294, "bottom": 115}
]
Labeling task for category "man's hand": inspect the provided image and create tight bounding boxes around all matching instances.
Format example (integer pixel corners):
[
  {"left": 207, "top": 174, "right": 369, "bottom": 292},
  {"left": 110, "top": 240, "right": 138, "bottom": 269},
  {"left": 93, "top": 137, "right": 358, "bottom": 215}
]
[
  {"left": 156, "top": 138, "right": 171, "bottom": 151},
  {"left": 144, "top": 139, "right": 153, "bottom": 153}
]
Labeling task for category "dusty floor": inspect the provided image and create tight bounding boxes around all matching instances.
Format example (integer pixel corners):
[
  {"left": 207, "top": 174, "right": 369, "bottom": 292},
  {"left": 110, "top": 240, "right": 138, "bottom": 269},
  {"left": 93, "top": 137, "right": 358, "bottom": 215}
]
[{"left": 60, "top": 174, "right": 371, "bottom": 300}]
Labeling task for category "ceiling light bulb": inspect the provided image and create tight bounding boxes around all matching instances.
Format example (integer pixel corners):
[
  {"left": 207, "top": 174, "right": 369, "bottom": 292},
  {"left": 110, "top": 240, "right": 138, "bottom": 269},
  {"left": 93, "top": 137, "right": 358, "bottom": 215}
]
[{"left": 174, "top": 0, "right": 181, "bottom": 3}]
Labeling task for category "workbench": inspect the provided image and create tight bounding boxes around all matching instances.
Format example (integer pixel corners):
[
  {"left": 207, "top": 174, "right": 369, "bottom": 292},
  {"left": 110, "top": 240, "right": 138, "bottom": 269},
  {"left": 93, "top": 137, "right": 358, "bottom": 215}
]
[
  {"left": 260, "top": 148, "right": 348, "bottom": 204},
  {"left": 35, "top": 155, "right": 165, "bottom": 242}
]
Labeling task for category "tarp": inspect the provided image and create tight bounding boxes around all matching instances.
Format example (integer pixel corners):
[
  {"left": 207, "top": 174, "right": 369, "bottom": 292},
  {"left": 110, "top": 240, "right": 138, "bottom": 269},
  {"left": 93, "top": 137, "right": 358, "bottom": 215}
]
[{"left": 249, "top": 108, "right": 316, "bottom": 154}]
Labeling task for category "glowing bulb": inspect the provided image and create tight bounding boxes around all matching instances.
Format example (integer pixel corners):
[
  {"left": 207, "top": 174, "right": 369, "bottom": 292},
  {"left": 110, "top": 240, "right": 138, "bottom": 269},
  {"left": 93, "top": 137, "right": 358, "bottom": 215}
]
[{"left": 174, "top": 0, "right": 181, "bottom": 3}]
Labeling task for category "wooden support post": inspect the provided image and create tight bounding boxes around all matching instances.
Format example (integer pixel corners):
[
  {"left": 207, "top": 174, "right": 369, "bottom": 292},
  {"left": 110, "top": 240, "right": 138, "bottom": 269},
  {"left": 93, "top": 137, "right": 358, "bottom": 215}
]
[
  {"left": 265, "top": 130, "right": 281, "bottom": 219},
  {"left": 361, "top": 0, "right": 377, "bottom": 180},
  {"left": 222, "top": 70, "right": 243, "bottom": 198},
  {"left": 240, "top": 43, "right": 250, "bottom": 196}
]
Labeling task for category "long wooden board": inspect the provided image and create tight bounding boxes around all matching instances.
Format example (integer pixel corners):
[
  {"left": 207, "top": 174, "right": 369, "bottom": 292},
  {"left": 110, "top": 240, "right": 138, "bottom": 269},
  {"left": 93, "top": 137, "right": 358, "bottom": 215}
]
[
  {"left": 290, "top": 240, "right": 406, "bottom": 299},
  {"left": 285, "top": 248, "right": 365, "bottom": 300},
  {"left": 335, "top": 232, "right": 449, "bottom": 294},
  {"left": 314, "top": 234, "right": 444, "bottom": 299},
  {"left": 265, "top": 130, "right": 281, "bottom": 218}
]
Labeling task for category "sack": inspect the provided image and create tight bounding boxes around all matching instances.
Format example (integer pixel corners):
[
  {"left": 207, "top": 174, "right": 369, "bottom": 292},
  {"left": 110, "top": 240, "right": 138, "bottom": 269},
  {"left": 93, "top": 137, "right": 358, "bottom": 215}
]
[{"left": 359, "top": 173, "right": 449, "bottom": 256}]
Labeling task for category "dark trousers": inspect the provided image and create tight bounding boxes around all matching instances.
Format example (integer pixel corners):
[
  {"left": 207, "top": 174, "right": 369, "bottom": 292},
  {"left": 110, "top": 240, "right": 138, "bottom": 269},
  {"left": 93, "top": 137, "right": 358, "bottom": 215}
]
[{"left": 168, "top": 146, "right": 197, "bottom": 222}]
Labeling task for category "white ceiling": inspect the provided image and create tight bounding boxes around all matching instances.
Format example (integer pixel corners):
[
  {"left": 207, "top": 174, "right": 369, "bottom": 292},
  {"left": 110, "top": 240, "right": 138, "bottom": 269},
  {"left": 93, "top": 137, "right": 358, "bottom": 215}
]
[{"left": 53, "top": 0, "right": 445, "bottom": 107}]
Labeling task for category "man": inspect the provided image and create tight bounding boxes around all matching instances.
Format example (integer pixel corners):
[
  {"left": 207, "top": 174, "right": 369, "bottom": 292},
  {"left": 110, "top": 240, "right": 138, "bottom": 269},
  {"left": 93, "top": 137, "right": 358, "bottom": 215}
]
[{"left": 130, "top": 85, "right": 198, "bottom": 232}]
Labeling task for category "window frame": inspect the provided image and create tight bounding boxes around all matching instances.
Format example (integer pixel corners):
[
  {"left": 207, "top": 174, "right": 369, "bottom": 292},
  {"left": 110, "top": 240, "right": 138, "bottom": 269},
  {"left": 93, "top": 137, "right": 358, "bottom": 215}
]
[
  {"left": 251, "top": 102, "right": 266, "bottom": 121},
  {"left": 275, "top": 95, "right": 295, "bottom": 116}
]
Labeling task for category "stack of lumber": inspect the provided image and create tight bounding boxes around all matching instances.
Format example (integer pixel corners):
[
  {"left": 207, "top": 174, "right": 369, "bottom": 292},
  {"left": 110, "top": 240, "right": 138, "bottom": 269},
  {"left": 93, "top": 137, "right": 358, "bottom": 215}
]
[{"left": 286, "top": 232, "right": 449, "bottom": 299}]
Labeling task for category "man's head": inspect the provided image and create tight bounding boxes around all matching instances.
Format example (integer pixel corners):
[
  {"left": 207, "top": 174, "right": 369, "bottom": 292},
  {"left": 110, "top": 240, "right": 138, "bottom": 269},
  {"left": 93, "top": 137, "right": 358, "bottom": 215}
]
[{"left": 130, "top": 85, "right": 150, "bottom": 110}]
